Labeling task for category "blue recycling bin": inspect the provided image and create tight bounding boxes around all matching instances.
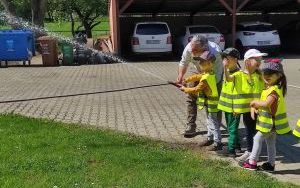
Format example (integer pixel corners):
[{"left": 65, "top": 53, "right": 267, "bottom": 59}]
[
  {"left": 14, "top": 30, "right": 36, "bottom": 56},
  {"left": 0, "top": 30, "right": 34, "bottom": 67}
]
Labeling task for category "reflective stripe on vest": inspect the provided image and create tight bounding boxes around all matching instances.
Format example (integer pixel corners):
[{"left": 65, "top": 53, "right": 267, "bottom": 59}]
[
  {"left": 218, "top": 93, "right": 262, "bottom": 113},
  {"left": 293, "top": 119, "right": 300, "bottom": 138},
  {"left": 197, "top": 73, "right": 219, "bottom": 113},
  {"left": 230, "top": 71, "right": 264, "bottom": 113},
  {"left": 220, "top": 93, "right": 261, "bottom": 100},
  {"left": 218, "top": 69, "right": 240, "bottom": 113},
  {"left": 257, "top": 85, "right": 290, "bottom": 134},
  {"left": 218, "top": 80, "right": 234, "bottom": 112},
  {"left": 258, "top": 111, "right": 287, "bottom": 120},
  {"left": 218, "top": 101, "right": 250, "bottom": 109}
]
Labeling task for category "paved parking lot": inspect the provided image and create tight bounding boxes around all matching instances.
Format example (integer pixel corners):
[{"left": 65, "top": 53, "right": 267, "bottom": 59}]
[{"left": 0, "top": 56, "right": 300, "bottom": 185}]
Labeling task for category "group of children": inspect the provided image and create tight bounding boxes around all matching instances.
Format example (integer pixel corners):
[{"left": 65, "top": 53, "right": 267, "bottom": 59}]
[{"left": 180, "top": 47, "right": 300, "bottom": 172}]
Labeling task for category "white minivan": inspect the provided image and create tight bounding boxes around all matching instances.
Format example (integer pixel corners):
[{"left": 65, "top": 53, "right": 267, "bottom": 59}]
[{"left": 131, "top": 22, "right": 172, "bottom": 54}]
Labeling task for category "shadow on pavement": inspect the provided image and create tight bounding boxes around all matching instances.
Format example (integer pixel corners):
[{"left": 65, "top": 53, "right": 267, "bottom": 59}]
[{"left": 274, "top": 169, "right": 300, "bottom": 175}]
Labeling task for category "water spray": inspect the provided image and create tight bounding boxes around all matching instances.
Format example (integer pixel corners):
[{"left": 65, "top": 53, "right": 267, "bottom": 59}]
[{"left": 0, "top": 11, "right": 126, "bottom": 64}]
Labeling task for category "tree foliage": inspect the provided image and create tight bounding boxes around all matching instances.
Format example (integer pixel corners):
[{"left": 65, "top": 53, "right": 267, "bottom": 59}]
[
  {"left": 48, "top": 0, "right": 108, "bottom": 37},
  {"left": 1, "top": 0, "right": 108, "bottom": 37},
  {"left": 0, "top": 0, "right": 46, "bottom": 26}
]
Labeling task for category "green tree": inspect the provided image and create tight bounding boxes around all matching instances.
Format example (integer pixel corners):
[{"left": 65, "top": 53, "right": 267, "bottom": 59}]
[
  {"left": 0, "top": 0, "right": 16, "bottom": 15},
  {"left": 0, "top": 0, "right": 46, "bottom": 26},
  {"left": 31, "top": 0, "right": 47, "bottom": 26},
  {"left": 60, "top": 0, "right": 108, "bottom": 38},
  {"left": 46, "top": 0, "right": 67, "bottom": 22},
  {"left": 1, "top": 0, "right": 108, "bottom": 37},
  {"left": 0, "top": 2, "right": 4, "bottom": 10}
]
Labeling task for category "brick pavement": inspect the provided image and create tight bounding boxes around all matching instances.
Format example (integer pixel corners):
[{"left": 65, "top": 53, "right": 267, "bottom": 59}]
[{"left": 0, "top": 57, "right": 299, "bottom": 185}]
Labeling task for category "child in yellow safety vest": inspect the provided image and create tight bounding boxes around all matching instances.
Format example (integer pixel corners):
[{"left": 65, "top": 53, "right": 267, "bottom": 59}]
[
  {"left": 216, "top": 48, "right": 241, "bottom": 157},
  {"left": 242, "top": 58, "right": 290, "bottom": 172},
  {"left": 180, "top": 51, "right": 222, "bottom": 151},
  {"left": 223, "top": 49, "right": 266, "bottom": 162},
  {"left": 293, "top": 119, "right": 300, "bottom": 138}
]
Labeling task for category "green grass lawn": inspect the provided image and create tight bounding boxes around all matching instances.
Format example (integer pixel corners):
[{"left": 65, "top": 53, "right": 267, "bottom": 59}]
[
  {"left": 44, "top": 19, "right": 109, "bottom": 38},
  {"left": 45, "top": 18, "right": 109, "bottom": 31},
  {"left": 0, "top": 114, "right": 298, "bottom": 188},
  {"left": 0, "top": 25, "right": 11, "bottom": 30}
]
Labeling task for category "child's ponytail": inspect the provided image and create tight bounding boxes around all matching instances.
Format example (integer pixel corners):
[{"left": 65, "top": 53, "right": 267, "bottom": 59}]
[{"left": 279, "top": 73, "right": 287, "bottom": 97}]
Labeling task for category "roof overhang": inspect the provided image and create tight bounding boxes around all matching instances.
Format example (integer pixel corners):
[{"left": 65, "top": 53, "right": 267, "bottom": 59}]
[{"left": 119, "top": 0, "right": 300, "bottom": 15}]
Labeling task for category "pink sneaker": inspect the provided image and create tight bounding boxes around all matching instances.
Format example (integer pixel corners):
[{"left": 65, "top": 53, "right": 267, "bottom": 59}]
[{"left": 242, "top": 160, "right": 258, "bottom": 171}]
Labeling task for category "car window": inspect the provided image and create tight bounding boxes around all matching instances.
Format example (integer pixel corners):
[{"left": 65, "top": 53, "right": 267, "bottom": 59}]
[
  {"left": 136, "top": 24, "right": 169, "bottom": 35},
  {"left": 189, "top": 26, "right": 219, "bottom": 34},
  {"left": 244, "top": 24, "right": 275, "bottom": 32}
]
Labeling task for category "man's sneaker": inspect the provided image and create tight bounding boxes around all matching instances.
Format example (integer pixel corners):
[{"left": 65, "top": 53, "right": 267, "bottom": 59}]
[
  {"left": 207, "top": 142, "right": 223, "bottom": 151},
  {"left": 260, "top": 162, "right": 275, "bottom": 172},
  {"left": 216, "top": 147, "right": 236, "bottom": 157},
  {"left": 236, "top": 151, "right": 250, "bottom": 162},
  {"left": 183, "top": 125, "right": 197, "bottom": 138},
  {"left": 198, "top": 139, "right": 214, "bottom": 147},
  {"left": 242, "top": 160, "right": 258, "bottom": 171}
]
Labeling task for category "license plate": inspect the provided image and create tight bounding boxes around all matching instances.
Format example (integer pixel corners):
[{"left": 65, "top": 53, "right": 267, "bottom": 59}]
[
  {"left": 257, "top": 41, "right": 270, "bottom": 45},
  {"left": 146, "top": 40, "right": 160, "bottom": 44}
]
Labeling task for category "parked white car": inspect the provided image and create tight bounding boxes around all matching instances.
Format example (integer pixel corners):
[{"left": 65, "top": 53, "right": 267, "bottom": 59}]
[
  {"left": 131, "top": 22, "right": 172, "bottom": 54},
  {"left": 177, "top": 25, "right": 225, "bottom": 53},
  {"left": 228, "top": 22, "right": 280, "bottom": 55}
]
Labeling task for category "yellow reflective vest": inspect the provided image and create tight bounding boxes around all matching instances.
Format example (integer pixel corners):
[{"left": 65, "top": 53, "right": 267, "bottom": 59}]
[
  {"left": 197, "top": 73, "right": 219, "bottom": 113},
  {"left": 218, "top": 69, "right": 239, "bottom": 113},
  {"left": 256, "top": 85, "right": 290, "bottom": 134},
  {"left": 293, "top": 119, "right": 300, "bottom": 138},
  {"left": 218, "top": 71, "right": 264, "bottom": 113}
]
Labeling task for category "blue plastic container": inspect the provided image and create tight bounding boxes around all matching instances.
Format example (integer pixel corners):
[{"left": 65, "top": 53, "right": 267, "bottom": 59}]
[
  {"left": 13, "top": 30, "right": 36, "bottom": 56},
  {"left": 0, "top": 30, "right": 34, "bottom": 65}
]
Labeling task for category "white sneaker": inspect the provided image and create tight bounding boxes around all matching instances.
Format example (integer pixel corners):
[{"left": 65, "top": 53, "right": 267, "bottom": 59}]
[{"left": 236, "top": 151, "right": 250, "bottom": 162}]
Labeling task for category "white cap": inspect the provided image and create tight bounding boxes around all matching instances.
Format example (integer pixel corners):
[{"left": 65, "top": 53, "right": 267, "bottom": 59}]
[{"left": 244, "top": 49, "right": 268, "bottom": 60}]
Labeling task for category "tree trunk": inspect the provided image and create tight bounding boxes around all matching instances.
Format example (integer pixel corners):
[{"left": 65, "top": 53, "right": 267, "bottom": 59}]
[
  {"left": 85, "top": 28, "right": 92, "bottom": 38},
  {"left": 83, "top": 22, "right": 93, "bottom": 38},
  {"left": 0, "top": 0, "right": 22, "bottom": 29},
  {"left": 31, "top": 0, "right": 47, "bottom": 26},
  {"left": 0, "top": 0, "right": 16, "bottom": 15},
  {"left": 70, "top": 13, "right": 75, "bottom": 37}
]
